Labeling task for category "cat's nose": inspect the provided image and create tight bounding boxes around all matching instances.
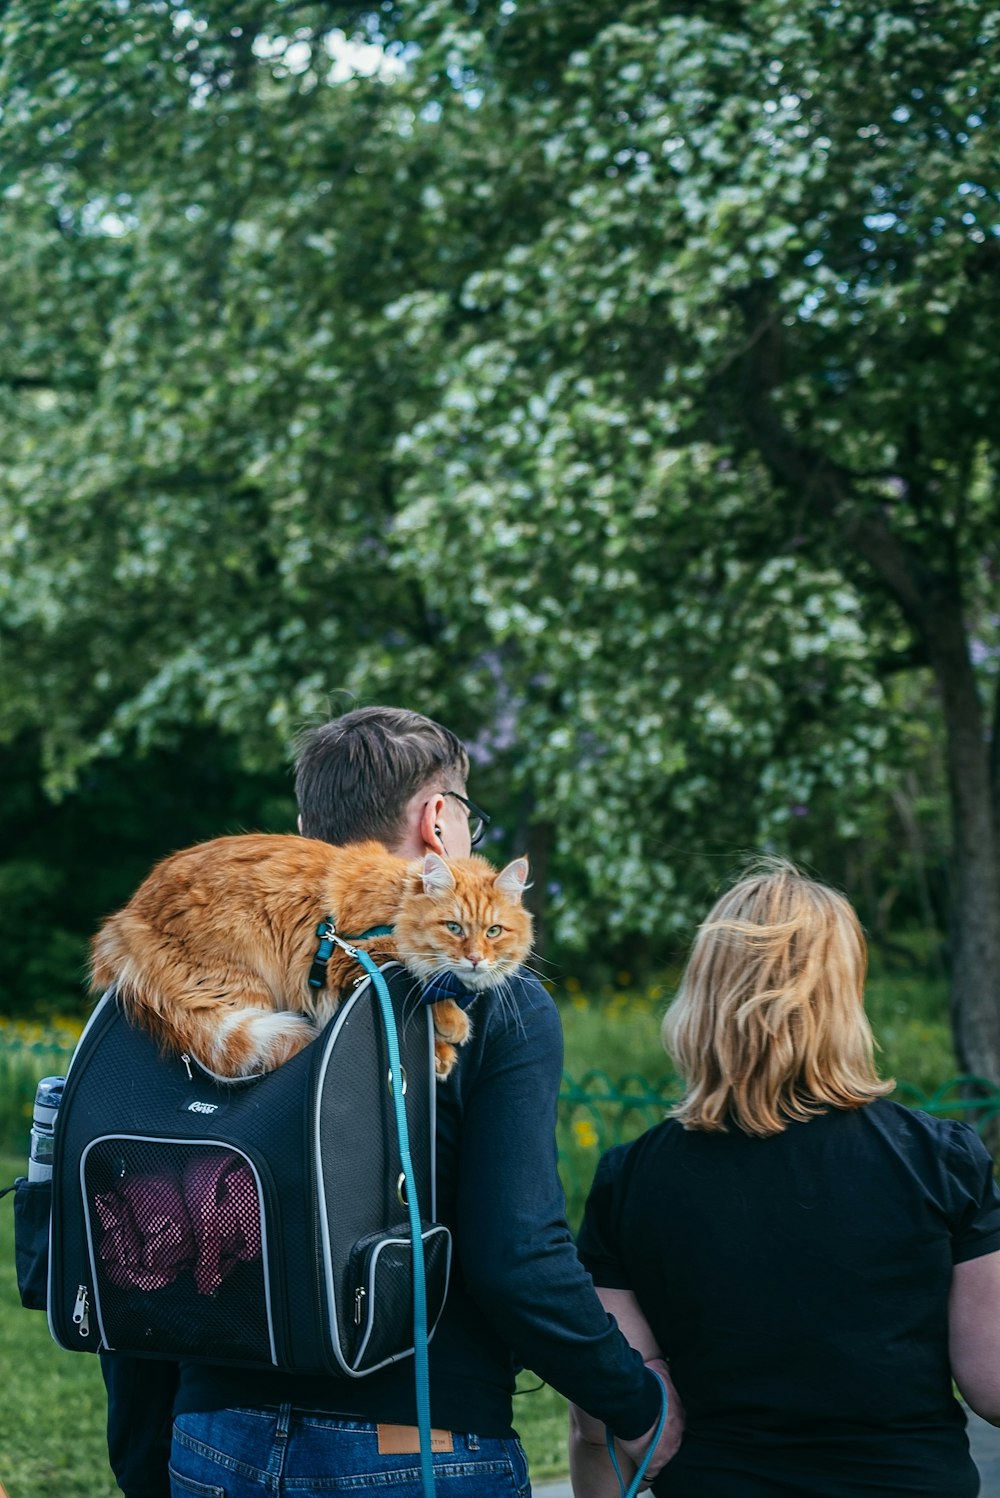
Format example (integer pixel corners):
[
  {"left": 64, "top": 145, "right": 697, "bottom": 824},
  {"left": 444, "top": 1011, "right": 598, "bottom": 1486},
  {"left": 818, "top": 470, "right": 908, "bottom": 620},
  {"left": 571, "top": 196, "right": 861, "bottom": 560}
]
[{"left": 468, "top": 954, "right": 481, "bottom": 967}]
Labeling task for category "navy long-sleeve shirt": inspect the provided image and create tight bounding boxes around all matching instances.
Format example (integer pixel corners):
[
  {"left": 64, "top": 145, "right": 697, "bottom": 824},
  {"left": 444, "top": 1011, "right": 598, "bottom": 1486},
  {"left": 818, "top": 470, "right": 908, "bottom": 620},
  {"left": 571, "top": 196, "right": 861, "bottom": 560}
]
[{"left": 173, "top": 972, "right": 660, "bottom": 1439}]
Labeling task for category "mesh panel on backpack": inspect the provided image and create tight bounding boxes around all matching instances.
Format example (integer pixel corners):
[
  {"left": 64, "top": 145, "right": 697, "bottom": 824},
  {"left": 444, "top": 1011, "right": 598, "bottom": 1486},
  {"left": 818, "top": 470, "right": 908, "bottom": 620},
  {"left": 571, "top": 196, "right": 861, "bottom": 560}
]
[{"left": 82, "top": 1136, "right": 273, "bottom": 1362}]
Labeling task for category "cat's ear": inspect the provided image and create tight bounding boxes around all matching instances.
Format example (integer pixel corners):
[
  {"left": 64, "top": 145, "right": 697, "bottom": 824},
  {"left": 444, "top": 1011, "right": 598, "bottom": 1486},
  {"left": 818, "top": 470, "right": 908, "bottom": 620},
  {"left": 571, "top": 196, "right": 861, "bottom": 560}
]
[
  {"left": 422, "top": 852, "right": 456, "bottom": 896},
  {"left": 494, "top": 856, "right": 530, "bottom": 900}
]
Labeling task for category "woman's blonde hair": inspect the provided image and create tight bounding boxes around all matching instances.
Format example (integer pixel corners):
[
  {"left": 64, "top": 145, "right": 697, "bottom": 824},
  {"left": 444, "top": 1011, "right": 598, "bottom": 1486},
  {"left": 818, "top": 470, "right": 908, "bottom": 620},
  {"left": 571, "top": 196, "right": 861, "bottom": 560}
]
[{"left": 662, "top": 860, "right": 892, "bottom": 1136}]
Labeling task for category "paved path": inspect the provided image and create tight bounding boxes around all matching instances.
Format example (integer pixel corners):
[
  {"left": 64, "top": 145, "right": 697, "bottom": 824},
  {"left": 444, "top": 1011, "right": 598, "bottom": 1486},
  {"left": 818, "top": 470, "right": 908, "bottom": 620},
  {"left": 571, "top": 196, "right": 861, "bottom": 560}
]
[
  {"left": 535, "top": 1409, "right": 1000, "bottom": 1496},
  {"left": 969, "top": 1410, "right": 1000, "bottom": 1496}
]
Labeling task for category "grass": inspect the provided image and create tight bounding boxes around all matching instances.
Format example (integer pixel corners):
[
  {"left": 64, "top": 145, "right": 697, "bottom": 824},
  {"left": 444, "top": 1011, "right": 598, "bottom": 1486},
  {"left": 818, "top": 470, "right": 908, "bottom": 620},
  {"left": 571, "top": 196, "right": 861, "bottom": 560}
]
[
  {"left": 556, "top": 963, "right": 954, "bottom": 1094},
  {"left": 0, "top": 1153, "right": 120, "bottom": 1498},
  {"left": 513, "top": 1374, "right": 573, "bottom": 1478},
  {"left": 0, "top": 967, "right": 960, "bottom": 1491},
  {"left": 0, "top": 1019, "right": 80, "bottom": 1164}
]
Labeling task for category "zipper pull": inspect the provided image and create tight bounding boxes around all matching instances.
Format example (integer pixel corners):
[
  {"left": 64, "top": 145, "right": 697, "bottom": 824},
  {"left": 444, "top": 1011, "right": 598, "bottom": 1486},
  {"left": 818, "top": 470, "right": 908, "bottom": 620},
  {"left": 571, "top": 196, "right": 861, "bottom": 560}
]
[
  {"left": 354, "top": 1286, "right": 366, "bottom": 1326},
  {"left": 72, "top": 1284, "right": 90, "bottom": 1338},
  {"left": 181, "top": 1054, "right": 193, "bottom": 1081}
]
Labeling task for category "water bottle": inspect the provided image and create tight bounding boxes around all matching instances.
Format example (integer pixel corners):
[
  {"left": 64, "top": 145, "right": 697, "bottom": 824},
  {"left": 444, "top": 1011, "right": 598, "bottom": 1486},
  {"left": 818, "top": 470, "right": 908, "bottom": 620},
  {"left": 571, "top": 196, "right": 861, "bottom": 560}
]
[{"left": 28, "top": 1076, "right": 65, "bottom": 1182}]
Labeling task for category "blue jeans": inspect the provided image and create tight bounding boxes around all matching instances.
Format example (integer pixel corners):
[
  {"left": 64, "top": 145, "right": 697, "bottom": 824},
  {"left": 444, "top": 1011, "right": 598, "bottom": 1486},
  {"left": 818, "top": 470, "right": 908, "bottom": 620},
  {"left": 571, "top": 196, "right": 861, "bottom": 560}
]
[{"left": 169, "top": 1406, "right": 532, "bottom": 1497}]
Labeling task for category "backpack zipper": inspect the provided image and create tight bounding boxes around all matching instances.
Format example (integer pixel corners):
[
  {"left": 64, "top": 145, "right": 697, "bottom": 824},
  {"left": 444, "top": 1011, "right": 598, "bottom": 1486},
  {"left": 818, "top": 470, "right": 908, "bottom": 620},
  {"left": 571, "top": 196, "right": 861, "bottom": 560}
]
[
  {"left": 48, "top": 994, "right": 119, "bottom": 1352},
  {"left": 72, "top": 1284, "right": 90, "bottom": 1338}
]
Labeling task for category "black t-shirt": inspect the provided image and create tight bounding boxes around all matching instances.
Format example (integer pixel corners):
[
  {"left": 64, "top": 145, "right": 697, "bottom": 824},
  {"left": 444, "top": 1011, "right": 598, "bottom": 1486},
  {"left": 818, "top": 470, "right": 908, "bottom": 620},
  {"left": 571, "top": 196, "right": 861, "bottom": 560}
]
[{"left": 577, "top": 1099, "right": 1000, "bottom": 1498}]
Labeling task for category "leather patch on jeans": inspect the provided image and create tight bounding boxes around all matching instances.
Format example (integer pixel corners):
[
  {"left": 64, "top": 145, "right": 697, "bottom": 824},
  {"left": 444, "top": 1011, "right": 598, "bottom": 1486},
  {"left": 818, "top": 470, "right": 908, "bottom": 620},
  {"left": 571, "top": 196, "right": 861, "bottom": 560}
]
[{"left": 377, "top": 1424, "right": 454, "bottom": 1454}]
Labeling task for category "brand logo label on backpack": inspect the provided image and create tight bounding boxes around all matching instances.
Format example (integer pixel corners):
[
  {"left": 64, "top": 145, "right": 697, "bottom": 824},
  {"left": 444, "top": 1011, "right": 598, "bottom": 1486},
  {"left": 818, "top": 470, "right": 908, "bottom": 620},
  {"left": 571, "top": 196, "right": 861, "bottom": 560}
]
[{"left": 179, "top": 1099, "right": 224, "bottom": 1115}]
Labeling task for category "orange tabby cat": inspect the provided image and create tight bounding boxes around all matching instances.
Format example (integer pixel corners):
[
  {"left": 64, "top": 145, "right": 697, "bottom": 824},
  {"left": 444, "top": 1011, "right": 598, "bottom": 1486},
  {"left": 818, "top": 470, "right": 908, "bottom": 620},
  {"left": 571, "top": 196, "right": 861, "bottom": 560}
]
[{"left": 90, "top": 835, "right": 532, "bottom": 1080}]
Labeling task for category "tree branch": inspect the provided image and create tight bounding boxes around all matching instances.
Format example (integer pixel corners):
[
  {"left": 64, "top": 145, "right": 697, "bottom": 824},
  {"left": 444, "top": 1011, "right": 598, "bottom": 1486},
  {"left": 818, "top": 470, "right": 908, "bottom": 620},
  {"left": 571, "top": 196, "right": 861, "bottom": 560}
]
[
  {"left": 735, "top": 284, "right": 936, "bottom": 635},
  {"left": 0, "top": 372, "right": 96, "bottom": 393}
]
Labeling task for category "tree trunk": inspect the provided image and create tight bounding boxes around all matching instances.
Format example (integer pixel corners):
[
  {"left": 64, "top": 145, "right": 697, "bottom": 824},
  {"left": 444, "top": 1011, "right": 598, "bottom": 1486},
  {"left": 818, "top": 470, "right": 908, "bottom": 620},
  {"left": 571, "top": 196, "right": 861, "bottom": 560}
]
[
  {"left": 738, "top": 334, "right": 1000, "bottom": 1092},
  {"left": 510, "top": 791, "right": 554, "bottom": 962},
  {"left": 925, "top": 600, "right": 1000, "bottom": 1087}
]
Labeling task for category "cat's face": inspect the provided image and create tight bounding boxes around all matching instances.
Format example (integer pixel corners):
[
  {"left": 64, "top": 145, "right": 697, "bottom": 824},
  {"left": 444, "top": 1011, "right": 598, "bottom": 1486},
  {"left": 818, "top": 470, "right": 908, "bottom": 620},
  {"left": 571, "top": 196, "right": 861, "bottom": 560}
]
[{"left": 395, "top": 853, "right": 533, "bottom": 990}]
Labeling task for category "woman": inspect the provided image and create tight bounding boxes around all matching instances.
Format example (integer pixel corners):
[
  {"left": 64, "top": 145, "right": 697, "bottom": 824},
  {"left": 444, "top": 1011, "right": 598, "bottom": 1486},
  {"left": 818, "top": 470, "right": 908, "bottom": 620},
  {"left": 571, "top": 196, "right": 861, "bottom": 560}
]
[{"left": 569, "top": 862, "right": 1000, "bottom": 1497}]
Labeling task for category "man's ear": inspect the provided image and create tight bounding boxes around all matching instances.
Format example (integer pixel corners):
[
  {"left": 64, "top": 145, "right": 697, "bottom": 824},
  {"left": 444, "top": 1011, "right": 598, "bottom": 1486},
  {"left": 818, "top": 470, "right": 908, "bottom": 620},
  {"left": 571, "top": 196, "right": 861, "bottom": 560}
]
[
  {"left": 495, "top": 857, "right": 530, "bottom": 900},
  {"left": 418, "top": 794, "right": 448, "bottom": 855},
  {"left": 422, "top": 851, "right": 456, "bottom": 896}
]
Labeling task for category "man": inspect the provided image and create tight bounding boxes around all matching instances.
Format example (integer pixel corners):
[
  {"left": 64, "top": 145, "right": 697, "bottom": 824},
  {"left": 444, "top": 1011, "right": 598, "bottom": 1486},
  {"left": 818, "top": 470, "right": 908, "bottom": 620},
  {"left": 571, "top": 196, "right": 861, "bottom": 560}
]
[{"left": 106, "top": 706, "right": 678, "bottom": 1495}]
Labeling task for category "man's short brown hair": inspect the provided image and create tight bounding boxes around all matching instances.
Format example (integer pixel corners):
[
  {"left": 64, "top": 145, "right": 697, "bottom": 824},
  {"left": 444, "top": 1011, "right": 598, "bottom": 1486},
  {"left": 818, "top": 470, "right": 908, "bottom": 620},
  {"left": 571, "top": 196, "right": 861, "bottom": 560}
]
[{"left": 294, "top": 706, "right": 470, "bottom": 848}]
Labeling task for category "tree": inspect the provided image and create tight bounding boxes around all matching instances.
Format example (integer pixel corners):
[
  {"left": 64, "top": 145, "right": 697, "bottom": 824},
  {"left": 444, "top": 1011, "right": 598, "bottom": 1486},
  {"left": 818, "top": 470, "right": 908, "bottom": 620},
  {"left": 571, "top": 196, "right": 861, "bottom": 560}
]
[
  {"left": 0, "top": 1, "right": 486, "bottom": 782},
  {"left": 385, "top": 0, "right": 1000, "bottom": 1076},
  {"left": 1, "top": 2, "right": 997, "bottom": 1081}
]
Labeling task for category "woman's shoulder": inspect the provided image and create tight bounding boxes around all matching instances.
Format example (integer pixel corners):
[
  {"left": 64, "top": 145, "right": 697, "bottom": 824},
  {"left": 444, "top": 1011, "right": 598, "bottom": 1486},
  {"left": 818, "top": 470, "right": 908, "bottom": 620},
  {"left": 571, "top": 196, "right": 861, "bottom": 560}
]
[
  {"left": 852, "top": 1097, "right": 998, "bottom": 1190},
  {"left": 862, "top": 1095, "right": 988, "bottom": 1149},
  {"left": 596, "top": 1116, "right": 689, "bottom": 1178},
  {"left": 598, "top": 1103, "right": 994, "bottom": 1195}
]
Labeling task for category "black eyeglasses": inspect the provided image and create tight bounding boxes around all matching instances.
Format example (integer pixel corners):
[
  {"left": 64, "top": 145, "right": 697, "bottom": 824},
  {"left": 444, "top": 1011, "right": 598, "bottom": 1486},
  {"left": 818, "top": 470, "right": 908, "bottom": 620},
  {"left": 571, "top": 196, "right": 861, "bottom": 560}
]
[{"left": 441, "top": 790, "right": 491, "bottom": 848}]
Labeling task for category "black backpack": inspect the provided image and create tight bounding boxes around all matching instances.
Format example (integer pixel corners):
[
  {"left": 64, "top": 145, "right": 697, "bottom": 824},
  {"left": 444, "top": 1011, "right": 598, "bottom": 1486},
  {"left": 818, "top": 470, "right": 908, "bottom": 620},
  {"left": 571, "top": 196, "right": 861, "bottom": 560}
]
[{"left": 41, "top": 961, "right": 451, "bottom": 1375}]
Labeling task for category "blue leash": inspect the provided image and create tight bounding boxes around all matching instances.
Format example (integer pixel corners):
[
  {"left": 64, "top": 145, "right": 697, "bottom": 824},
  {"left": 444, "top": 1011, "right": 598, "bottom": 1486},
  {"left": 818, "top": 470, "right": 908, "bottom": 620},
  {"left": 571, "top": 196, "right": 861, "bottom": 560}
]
[
  {"left": 606, "top": 1374, "right": 668, "bottom": 1498},
  {"left": 329, "top": 937, "right": 436, "bottom": 1498}
]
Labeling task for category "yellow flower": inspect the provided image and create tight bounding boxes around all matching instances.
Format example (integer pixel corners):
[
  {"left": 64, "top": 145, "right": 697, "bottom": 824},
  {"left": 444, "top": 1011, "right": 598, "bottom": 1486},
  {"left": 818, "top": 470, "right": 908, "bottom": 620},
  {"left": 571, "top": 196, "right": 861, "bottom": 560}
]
[{"left": 573, "top": 1119, "right": 599, "bottom": 1149}]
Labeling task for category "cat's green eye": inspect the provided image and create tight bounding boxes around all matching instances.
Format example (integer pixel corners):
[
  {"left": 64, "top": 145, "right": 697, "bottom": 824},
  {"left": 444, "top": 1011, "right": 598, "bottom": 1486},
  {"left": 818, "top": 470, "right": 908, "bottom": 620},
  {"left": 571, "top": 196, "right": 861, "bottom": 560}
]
[
  {"left": 445, "top": 921, "right": 464, "bottom": 936},
  {"left": 485, "top": 924, "right": 502, "bottom": 939}
]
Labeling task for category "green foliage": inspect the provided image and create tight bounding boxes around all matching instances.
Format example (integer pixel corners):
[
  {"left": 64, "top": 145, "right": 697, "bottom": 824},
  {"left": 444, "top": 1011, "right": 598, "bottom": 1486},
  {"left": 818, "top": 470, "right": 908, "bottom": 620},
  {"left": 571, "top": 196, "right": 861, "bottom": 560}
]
[
  {"left": 0, "top": 0, "right": 996, "bottom": 975},
  {"left": 384, "top": 0, "right": 1000, "bottom": 946},
  {"left": 0, "top": 1021, "right": 77, "bottom": 1154},
  {"left": 0, "top": 731, "right": 295, "bottom": 1016}
]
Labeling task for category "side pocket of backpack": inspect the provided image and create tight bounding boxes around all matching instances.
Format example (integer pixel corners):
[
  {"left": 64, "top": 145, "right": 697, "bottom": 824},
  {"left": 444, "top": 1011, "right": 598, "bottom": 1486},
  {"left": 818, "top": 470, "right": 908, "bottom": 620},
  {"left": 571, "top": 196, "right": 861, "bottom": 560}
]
[
  {"left": 13, "top": 1176, "right": 52, "bottom": 1310},
  {"left": 346, "top": 1221, "right": 452, "bottom": 1374}
]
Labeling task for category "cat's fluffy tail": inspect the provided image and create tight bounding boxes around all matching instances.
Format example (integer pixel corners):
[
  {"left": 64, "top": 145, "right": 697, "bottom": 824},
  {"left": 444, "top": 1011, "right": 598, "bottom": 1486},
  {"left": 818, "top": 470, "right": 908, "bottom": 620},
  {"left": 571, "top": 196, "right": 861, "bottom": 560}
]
[{"left": 182, "top": 1007, "right": 317, "bottom": 1080}]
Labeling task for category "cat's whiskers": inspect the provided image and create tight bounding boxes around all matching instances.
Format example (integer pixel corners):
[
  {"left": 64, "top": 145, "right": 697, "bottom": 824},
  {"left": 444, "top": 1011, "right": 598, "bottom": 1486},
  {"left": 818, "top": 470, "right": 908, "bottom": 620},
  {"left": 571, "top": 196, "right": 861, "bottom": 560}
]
[
  {"left": 399, "top": 973, "right": 432, "bottom": 1038},
  {"left": 519, "top": 960, "right": 557, "bottom": 988},
  {"left": 521, "top": 952, "right": 560, "bottom": 976},
  {"left": 489, "top": 971, "right": 528, "bottom": 1040}
]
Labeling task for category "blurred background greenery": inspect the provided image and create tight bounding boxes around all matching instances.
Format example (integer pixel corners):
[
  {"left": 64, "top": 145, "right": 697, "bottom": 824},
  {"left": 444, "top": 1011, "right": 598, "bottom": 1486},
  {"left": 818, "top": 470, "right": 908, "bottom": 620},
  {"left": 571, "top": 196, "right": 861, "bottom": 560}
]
[{"left": 0, "top": 1, "right": 997, "bottom": 1083}]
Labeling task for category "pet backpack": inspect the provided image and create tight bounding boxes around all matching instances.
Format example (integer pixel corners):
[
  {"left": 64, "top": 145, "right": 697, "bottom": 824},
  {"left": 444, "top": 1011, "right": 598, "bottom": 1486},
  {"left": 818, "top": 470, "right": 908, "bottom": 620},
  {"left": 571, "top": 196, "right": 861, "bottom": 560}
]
[{"left": 47, "top": 958, "right": 451, "bottom": 1379}]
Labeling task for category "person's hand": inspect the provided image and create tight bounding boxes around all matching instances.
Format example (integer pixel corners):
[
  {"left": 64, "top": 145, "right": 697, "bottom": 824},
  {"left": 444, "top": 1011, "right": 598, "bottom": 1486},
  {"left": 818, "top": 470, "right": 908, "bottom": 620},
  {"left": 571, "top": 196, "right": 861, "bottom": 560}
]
[{"left": 616, "top": 1359, "right": 685, "bottom": 1487}]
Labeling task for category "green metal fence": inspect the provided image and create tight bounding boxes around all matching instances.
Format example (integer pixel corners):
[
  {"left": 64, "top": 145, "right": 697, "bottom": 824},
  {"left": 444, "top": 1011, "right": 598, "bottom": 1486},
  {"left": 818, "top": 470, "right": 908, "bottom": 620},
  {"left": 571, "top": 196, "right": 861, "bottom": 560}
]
[
  {"left": 2, "top": 1031, "right": 999, "bottom": 1219},
  {"left": 559, "top": 1069, "right": 1000, "bottom": 1142},
  {"left": 0, "top": 1029, "right": 80, "bottom": 1160}
]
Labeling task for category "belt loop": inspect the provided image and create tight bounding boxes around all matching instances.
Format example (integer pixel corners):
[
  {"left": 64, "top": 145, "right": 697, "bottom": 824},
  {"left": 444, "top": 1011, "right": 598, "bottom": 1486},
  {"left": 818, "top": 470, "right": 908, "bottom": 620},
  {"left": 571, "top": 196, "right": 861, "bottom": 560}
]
[
  {"left": 266, "top": 1404, "right": 293, "bottom": 1483},
  {"left": 467, "top": 1432, "right": 480, "bottom": 1451}
]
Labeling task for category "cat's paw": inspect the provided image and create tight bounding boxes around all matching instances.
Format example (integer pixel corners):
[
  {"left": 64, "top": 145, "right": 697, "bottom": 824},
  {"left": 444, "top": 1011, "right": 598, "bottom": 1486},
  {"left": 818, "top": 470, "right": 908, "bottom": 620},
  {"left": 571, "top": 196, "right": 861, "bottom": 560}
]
[
  {"left": 434, "top": 1037, "right": 458, "bottom": 1079},
  {"left": 431, "top": 1000, "right": 471, "bottom": 1080},
  {"left": 431, "top": 998, "right": 470, "bottom": 1046}
]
